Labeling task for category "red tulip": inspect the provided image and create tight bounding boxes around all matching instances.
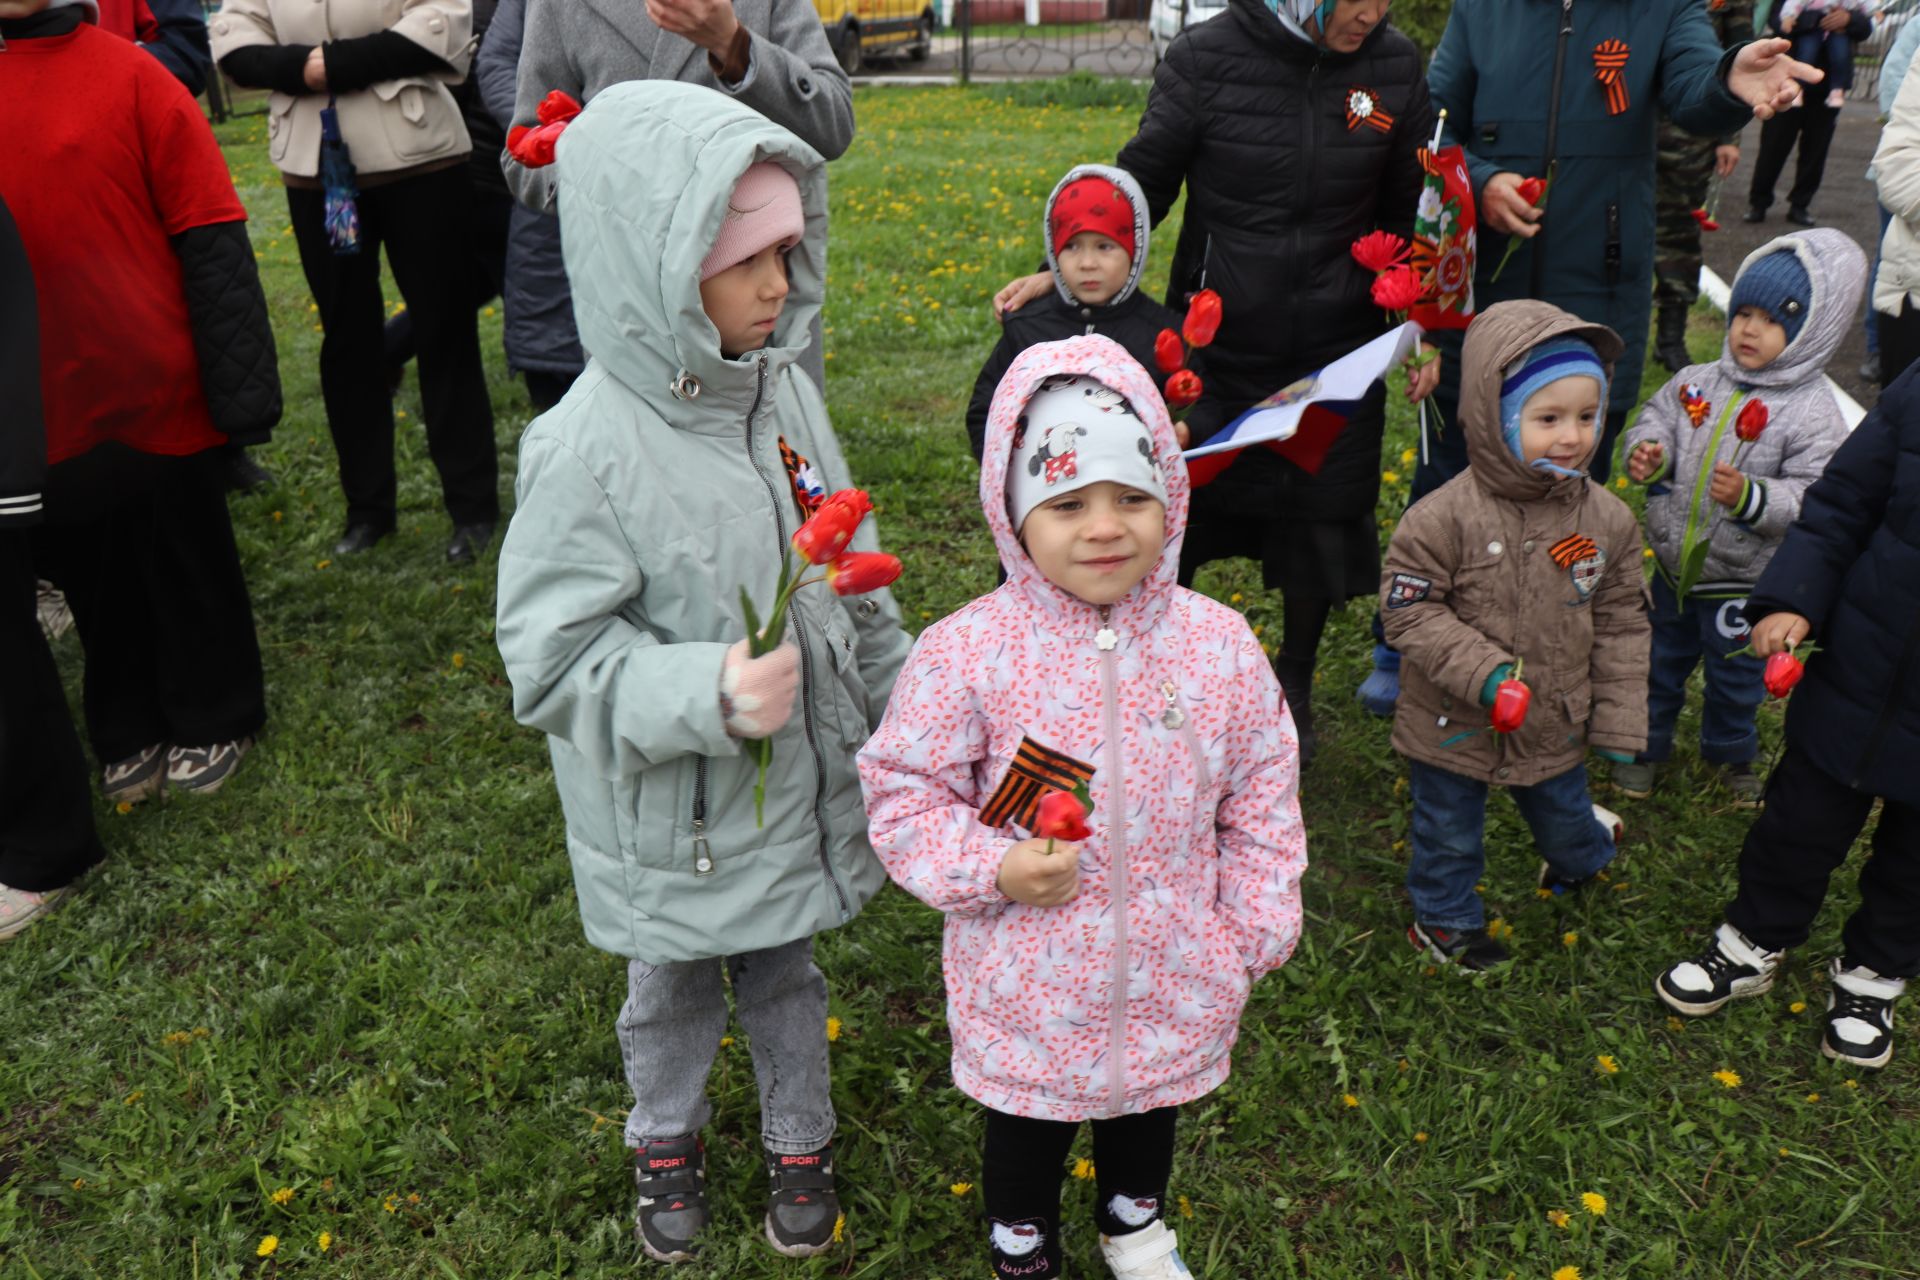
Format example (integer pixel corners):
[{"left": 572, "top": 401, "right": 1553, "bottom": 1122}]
[
  {"left": 825, "top": 551, "right": 902, "bottom": 596},
  {"left": 1516, "top": 176, "right": 1548, "bottom": 205},
  {"left": 1691, "top": 207, "right": 1721, "bottom": 233},
  {"left": 1182, "top": 289, "right": 1223, "bottom": 348},
  {"left": 1370, "top": 265, "right": 1423, "bottom": 314},
  {"left": 1763, "top": 651, "right": 1804, "bottom": 699},
  {"left": 1164, "top": 368, "right": 1203, "bottom": 409},
  {"left": 535, "top": 89, "right": 584, "bottom": 126},
  {"left": 1350, "top": 230, "right": 1411, "bottom": 275},
  {"left": 791, "top": 494, "right": 866, "bottom": 564},
  {"left": 1035, "top": 789, "right": 1091, "bottom": 843},
  {"left": 1153, "top": 328, "right": 1186, "bottom": 374},
  {"left": 506, "top": 121, "right": 568, "bottom": 168},
  {"left": 1489, "top": 675, "right": 1531, "bottom": 733},
  {"left": 1735, "top": 398, "right": 1769, "bottom": 444}
]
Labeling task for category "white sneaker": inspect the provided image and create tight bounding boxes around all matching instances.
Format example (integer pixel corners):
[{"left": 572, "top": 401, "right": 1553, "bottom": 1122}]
[
  {"left": 102, "top": 743, "right": 168, "bottom": 804},
  {"left": 1823, "top": 958, "right": 1906, "bottom": 1070},
  {"left": 166, "top": 737, "right": 253, "bottom": 794},
  {"left": 0, "top": 882, "right": 69, "bottom": 940},
  {"left": 1656, "top": 922, "right": 1784, "bottom": 1016},
  {"left": 1100, "top": 1219, "right": 1194, "bottom": 1280},
  {"left": 1593, "top": 803, "right": 1623, "bottom": 843}
]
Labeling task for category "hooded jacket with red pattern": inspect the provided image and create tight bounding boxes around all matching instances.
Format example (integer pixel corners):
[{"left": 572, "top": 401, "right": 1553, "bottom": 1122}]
[
  {"left": 1380, "top": 301, "right": 1650, "bottom": 788},
  {"left": 858, "top": 334, "right": 1306, "bottom": 1123}
]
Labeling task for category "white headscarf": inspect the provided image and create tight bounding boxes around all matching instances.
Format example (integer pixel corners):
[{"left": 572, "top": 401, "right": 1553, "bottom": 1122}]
[{"left": 1266, "top": 0, "right": 1335, "bottom": 44}]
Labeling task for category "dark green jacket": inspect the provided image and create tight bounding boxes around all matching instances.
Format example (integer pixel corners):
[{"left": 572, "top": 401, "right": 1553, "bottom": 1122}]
[{"left": 1430, "top": 0, "right": 1754, "bottom": 410}]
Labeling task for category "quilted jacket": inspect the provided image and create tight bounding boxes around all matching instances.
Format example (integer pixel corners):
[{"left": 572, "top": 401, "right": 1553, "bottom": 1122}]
[{"left": 859, "top": 334, "right": 1307, "bottom": 1122}]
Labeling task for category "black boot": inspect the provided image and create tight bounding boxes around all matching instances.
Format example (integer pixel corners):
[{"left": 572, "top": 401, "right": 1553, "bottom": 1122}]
[
  {"left": 1272, "top": 653, "right": 1317, "bottom": 769},
  {"left": 1655, "top": 305, "right": 1692, "bottom": 374}
]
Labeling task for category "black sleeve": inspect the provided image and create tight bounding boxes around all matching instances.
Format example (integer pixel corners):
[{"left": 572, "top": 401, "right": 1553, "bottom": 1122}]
[
  {"left": 141, "top": 0, "right": 213, "bottom": 98},
  {"left": 967, "top": 331, "right": 1022, "bottom": 461},
  {"left": 1115, "top": 40, "right": 1200, "bottom": 228},
  {"left": 172, "top": 221, "right": 282, "bottom": 445},
  {"left": 219, "top": 44, "right": 316, "bottom": 95},
  {"left": 322, "top": 30, "right": 455, "bottom": 94},
  {"left": 0, "top": 197, "right": 45, "bottom": 527}
]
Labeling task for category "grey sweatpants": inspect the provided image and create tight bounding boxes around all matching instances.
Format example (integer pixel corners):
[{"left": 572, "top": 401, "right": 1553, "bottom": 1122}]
[{"left": 617, "top": 936, "right": 836, "bottom": 1156}]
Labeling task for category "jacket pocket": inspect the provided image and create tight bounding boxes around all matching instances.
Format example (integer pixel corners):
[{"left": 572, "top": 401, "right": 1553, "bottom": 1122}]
[
  {"left": 1560, "top": 687, "right": 1592, "bottom": 727},
  {"left": 266, "top": 92, "right": 295, "bottom": 166},
  {"left": 614, "top": 757, "right": 692, "bottom": 872},
  {"left": 370, "top": 76, "right": 463, "bottom": 164}
]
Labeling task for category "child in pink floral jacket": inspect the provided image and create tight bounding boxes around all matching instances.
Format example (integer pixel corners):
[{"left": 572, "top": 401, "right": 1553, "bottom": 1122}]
[{"left": 858, "top": 334, "right": 1306, "bottom": 1280}]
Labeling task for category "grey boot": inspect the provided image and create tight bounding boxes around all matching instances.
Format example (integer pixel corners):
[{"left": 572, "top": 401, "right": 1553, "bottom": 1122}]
[{"left": 1272, "top": 653, "right": 1317, "bottom": 769}]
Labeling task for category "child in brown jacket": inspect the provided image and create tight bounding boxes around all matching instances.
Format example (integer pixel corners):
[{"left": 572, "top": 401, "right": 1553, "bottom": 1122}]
[{"left": 1381, "top": 301, "right": 1651, "bottom": 971}]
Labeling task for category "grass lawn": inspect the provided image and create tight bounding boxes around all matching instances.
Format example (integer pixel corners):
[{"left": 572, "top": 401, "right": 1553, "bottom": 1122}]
[{"left": 3, "top": 81, "right": 1916, "bottom": 1280}]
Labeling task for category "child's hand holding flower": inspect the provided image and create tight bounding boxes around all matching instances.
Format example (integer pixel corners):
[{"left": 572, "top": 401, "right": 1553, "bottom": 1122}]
[
  {"left": 720, "top": 640, "right": 800, "bottom": 739},
  {"left": 1709, "top": 463, "right": 1746, "bottom": 508},
  {"left": 1751, "top": 611, "right": 1812, "bottom": 658},
  {"left": 998, "top": 839, "right": 1081, "bottom": 906},
  {"left": 1627, "top": 441, "right": 1664, "bottom": 483}
]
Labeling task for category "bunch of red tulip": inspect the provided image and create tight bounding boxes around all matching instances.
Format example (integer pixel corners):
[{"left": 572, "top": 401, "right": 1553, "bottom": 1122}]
[{"left": 1153, "top": 288, "right": 1222, "bottom": 417}]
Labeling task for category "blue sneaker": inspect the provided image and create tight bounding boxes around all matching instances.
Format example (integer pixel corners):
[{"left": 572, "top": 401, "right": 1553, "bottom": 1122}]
[{"left": 1356, "top": 644, "right": 1401, "bottom": 718}]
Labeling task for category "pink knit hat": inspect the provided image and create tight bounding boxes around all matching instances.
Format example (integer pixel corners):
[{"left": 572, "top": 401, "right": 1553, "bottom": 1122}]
[{"left": 698, "top": 162, "right": 805, "bottom": 281}]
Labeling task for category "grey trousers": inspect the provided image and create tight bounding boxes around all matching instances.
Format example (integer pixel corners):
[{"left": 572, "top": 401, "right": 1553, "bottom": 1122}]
[{"left": 616, "top": 936, "right": 836, "bottom": 1156}]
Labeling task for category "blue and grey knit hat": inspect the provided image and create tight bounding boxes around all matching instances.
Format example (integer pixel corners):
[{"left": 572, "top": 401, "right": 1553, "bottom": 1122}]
[
  {"left": 1498, "top": 337, "right": 1609, "bottom": 464},
  {"left": 1727, "top": 248, "right": 1813, "bottom": 346}
]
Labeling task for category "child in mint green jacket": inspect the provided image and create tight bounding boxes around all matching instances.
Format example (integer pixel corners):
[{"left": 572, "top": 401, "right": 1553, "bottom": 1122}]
[{"left": 494, "top": 81, "right": 909, "bottom": 1264}]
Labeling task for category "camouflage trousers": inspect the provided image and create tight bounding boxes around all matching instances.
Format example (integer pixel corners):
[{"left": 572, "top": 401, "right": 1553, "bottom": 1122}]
[{"left": 1655, "top": 123, "right": 1719, "bottom": 312}]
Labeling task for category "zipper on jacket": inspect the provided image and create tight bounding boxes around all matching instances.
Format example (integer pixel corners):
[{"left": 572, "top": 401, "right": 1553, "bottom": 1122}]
[
  {"left": 742, "top": 357, "right": 852, "bottom": 920},
  {"left": 1530, "top": 0, "right": 1575, "bottom": 298},
  {"left": 1098, "top": 605, "right": 1129, "bottom": 1114},
  {"left": 691, "top": 757, "right": 713, "bottom": 875},
  {"left": 1161, "top": 680, "right": 1211, "bottom": 792}
]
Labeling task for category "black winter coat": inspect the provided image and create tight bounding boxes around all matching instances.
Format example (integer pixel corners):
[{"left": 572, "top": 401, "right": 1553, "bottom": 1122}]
[
  {"left": 1749, "top": 363, "right": 1920, "bottom": 808},
  {"left": 1115, "top": 0, "right": 1431, "bottom": 524},
  {"left": 965, "top": 287, "right": 1179, "bottom": 459}
]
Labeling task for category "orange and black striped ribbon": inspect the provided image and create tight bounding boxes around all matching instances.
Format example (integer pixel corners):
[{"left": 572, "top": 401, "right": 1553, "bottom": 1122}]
[
  {"left": 1593, "top": 40, "right": 1630, "bottom": 116},
  {"left": 1550, "top": 534, "right": 1600, "bottom": 568},
  {"left": 777, "top": 435, "right": 824, "bottom": 519},
  {"left": 978, "top": 735, "right": 1096, "bottom": 831},
  {"left": 1344, "top": 87, "right": 1395, "bottom": 134}
]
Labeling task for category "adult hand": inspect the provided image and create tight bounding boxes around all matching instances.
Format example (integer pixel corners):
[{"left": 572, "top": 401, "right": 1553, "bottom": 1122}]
[
  {"left": 647, "top": 0, "right": 741, "bottom": 56},
  {"left": 1727, "top": 38, "right": 1824, "bottom": 121},
  {"left": 993, "top": 272, "right": 1050, "bottom": 320},
  {"left": 1820, "top": 8, "right": 1850, "bottom": 33},
  {"left": 303, "top": 46, "right": 327, "bottom": 91},
  {"left": 1405, "top": 344, "right": 1440, "bottom": 403},
  {"left": 1173, "top": 419, "right": 1191, "bottom": 448},
  {"left": 1481, "top": 172, "right": 1544, "bottom": 237},
  {"left": 1626, "top": 441, "right": 1664, "bottom": 482},
  {"left": 997, "top": 838, "right": 1081, "bottom": 906},
  {"left": 1709, "top": 462, "right": 1746, "bottom": 508},
  {"left": 1714, "top": 144, "right": 1741, "bottom": 179},
  {"left": 1750, "top": 610, "right": 1812, "bottom": 657}
]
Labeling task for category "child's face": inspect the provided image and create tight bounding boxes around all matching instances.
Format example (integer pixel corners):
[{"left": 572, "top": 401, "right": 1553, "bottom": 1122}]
[
  {"left": 1729, "top": 305, "right": 1789, "bottom": 370},
  {"left": 1317, "top": 0, "right": 1391, "bottom": 52},
  {"left": 699, "top": 243, "right": 790, "bottom": 358},
  {"left": 1518, "top": 374, "right": 1601, "bottom": 471},
  {"left": 1057, "top": 232, "right": 1132, "bottom": 307},
  {"left": 1018, "top": 481, "right": 1165, "bottom": 606}
]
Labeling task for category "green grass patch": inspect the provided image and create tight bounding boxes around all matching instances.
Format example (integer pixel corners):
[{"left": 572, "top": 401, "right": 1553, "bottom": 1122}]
[{"left": 2, "top": 81, "right": 1914, "bottom": 1280}]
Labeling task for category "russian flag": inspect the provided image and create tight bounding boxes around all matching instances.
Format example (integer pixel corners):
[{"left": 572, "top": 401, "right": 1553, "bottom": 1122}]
[{"left": 1182, "top": 322, "right": 1424, "bottom": 485}]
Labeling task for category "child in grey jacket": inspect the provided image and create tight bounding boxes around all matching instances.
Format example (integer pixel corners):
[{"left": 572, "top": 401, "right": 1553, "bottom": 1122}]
[
  {"left": 494, "top": 81, "right": 909, "bottom": 1264},
  {"left": 1619, "top": 228, "right": 1866, "bottom": 804}
]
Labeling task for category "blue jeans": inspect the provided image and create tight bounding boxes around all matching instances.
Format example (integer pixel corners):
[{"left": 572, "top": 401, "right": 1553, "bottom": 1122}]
[
  {"left": 1406, "top": 759, "right": 1617, "bottom": 930},
  {"left": 1642, "top": 572, "right": 1766, "bottom": 766}
]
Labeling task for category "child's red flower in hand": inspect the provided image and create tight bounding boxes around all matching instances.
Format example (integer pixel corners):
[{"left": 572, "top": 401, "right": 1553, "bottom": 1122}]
[
  {"left": 1164, "top": 368, "right": 1203, "bottom": 410},
  {"left": 1182, "top": 289, "right": 1223, "bottom": 348},
  {"left": 1489, "top": 673, "right": 1531, "bottom": 733},
  {"left": 1735, "top": 398, "right": 1769, "bottom": 443},
  {"left": 1763, "top": 651, "right": 1805, "bottom": 698},
  {"left": 1154, "top": 328, "right": 1185, "bottom": 374},
  {"left": 1350, "top": 230, "right": 1411, "bottom": 274},
  {"left": 790, "top": 488, "right": 873, "bottom": 564},
  {"left": 1035, "top": 790, "right": 1091, "bottom": 843}
]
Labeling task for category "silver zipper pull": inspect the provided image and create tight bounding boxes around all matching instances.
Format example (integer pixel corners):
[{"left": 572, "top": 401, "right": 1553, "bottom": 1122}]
[
  {"left": 692, "top": 818, "right": 714, "bottom": 876},
  {"left": 1160, "top": 679, "right": 1185, "bottom": 730}
]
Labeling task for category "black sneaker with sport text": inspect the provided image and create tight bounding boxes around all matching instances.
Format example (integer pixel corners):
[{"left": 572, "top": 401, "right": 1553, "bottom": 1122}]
[
  {"left": 1409, "top": 922, "right": 1510, "bottom": 971},
  {"left": 764, "top": 1143, "right": 840, "bottom": 1257},
  {"left": 632, "top": 1135, "right": 709, "bottom": 1263}
]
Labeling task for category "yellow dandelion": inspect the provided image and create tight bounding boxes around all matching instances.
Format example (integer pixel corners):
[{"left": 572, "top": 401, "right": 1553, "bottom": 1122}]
[
  {"left": 1398, "top": 1058, "right": 1412, "bottom": 1072},
  {"left": 270, "top": 1186, "right": 293, "bottom": 1205},
  {"left": 1595, "top": 1054, "right": 1620, "bottom": 1074},
  {"left": 1553, "top": 1268, "right": 1582, "bottom": 1280},
  {"left": 720, "top": 1035, "right": 735, "bottom": 1048},
  {"left": 1666, "top": 1016, "right": 1688, "bottom": 1033},
  {"left": 1789, "top": 1001, "right": 1806, "bottom": 1013},
  {"left": 1778, "top": 1147, "right": 1790, "bottom": 1157},
  {"left": 1644, "top": 547, "right": 1655, "bottom": 559},
  {"left": 1615, "top": 477, "right": 1629, "bottom": 490},
  {"left": 1382, "top": 470, "right": 1401, "bottom": 484},
  {"left": 1537, "top": 887, "right": 1556, "bottom": 900},
  {"left": 116, "top": 801, "right": 132, "bottom": 815},
  {"left": 1712, "top": 1069, "right": 1742, "bottom": 1088},
  {"left": 1177, "top": 1194, "right": 1193, "bottom": 1218},
  {"left": 1071, "top": 1158, "right": 1096, "bottom": 1180},
  {"left": 383, "top": 1193, "right": 399, "bottom": 1214},
  {"left": 124, "top": 1090, "right": 144, "bottom": 1105},
  {"left": 321, "top": 1178, "right": 334, "bottom": 1191},
  {"left": 162, "top": 1030, "right": 193, "bottom": 1047},
  {"left": 451, "top": 652, "right": 466, "bottom": 669},
  {"left": 271, "top": 510, "right": 283, "bottom": 523},
  {"left": 72, "top": 1177, "right": 85, "bottom": 1190},
  {"left": 1806, "top": 1092, "right": 1820, "bottom": 1102},
  {"left": 826, "top": 1016, "right": 842, "bottom": 1042},
  {"left": 832, "top": 1211, "right": 846, "bottom": 1244},
  {"left": 1401, "top": 447, "right": 1417, "bottom": 464},
  {"left": 1413, "top": 1131, "right": 1429, "bottom": 1143},
  {"left": 407, "top": 1193, "right": 420, "bottom": 1205},
  {"left": 318, "top": 1230, "right": 332, "bottom": 1253},
  {"left": 1546, "top": 1209, "right": 1570, "bottom": 1229},
  {"left": 257, "top": 1236, "right": 279, "bottom": 1258},
  {"left": 1563, "top": 931, "right": 1579, "bottom": 948},
  {"left": 1844, "top": 1078, "right": 1860, "bottom": 1089},
  {"left": 950, "top": 1181, "right": 973, "bottom": 1196},
  {"left": 1229, "top": 592, "right": 1243, "bottom": 604},
  {"left": 315, "top": 558, "right": 332, "bottom": 571},
  {"left": 1582, "top": 1192, "right": 1607, "bottom": 1216},
  {"left": 1341, "top": 1093, "right": 1359, "bottom": 1108}
]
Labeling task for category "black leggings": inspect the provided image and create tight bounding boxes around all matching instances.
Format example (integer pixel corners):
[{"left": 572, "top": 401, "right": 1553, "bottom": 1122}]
[{"left": 981, "top": 1106, "right": 1178, "bottom": 1279}]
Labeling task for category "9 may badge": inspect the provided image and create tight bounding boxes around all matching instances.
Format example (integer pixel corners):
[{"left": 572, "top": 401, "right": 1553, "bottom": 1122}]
[{"left": 1550, "top": 533, "right": 1606, "bottom": 603}]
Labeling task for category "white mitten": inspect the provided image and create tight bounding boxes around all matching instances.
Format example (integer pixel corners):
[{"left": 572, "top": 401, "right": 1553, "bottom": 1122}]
[{"left": 719, "top": 639, "right": 801, "bottom": 739}]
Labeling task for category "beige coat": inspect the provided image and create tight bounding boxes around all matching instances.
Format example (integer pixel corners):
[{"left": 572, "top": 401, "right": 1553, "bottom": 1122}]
[
  {"left": 209, "top": 0, "right": 475, "bottom": 179},
  {"left": 1874, "top": 61, "right": 1920, "bottom": 317},
  {"left": 1380, "top": 301, "right": 1650, "bottom": 787}
]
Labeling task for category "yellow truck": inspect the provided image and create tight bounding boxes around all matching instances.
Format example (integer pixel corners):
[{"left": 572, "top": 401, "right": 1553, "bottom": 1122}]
[{"left": 815, "top": 0, "right": 936, "bottom": 72}]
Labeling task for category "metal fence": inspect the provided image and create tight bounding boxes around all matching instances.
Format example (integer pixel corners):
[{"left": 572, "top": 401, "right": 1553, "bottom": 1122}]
[
  {"left": 879, "top": 0, "right": 1160, "bottom": 83},
  {"left": 1852, "top": 0, "right": 1920, "bottom": 105}
]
